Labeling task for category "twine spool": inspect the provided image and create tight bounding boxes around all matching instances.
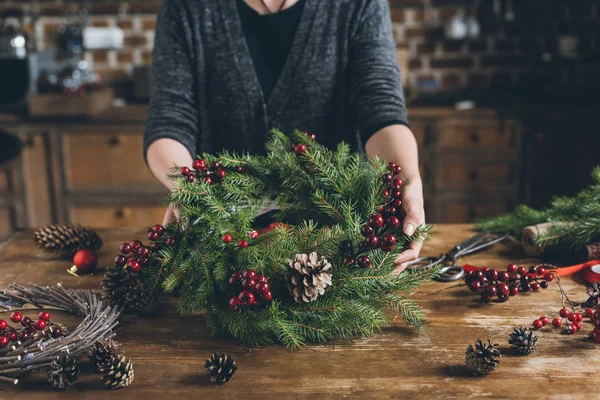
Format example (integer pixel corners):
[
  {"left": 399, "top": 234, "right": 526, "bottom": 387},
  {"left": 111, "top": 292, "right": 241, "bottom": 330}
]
[{"left": 522, "top": 223, "right": 558, "bottom": 256}]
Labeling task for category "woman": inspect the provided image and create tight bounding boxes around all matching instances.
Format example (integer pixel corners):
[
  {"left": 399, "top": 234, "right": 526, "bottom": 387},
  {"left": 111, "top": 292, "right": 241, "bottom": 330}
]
[{"left": 144, "top": 0, "right": 424, "bottom": 273}]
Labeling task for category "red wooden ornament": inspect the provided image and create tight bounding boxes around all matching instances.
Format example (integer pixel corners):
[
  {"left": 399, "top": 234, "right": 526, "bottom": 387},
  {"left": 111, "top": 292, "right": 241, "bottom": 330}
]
[{"left": 68, "top": 249, "right": 98, "bottom": 276}]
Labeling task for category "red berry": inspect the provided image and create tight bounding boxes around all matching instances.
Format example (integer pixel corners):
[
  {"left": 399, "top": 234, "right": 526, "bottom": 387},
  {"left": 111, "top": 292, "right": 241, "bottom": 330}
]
[
  {"left": 138, "top": 247, "right": 150, "bottom": 257},
  {"left": 485, "top": 270, "right": 499, "bottom": 281},
  {"left": 229, "top": 296, "right": 241, "bottom": 311},
  {"left": 255, "top": 282, "right": 270, "bottom": 294},
  {"left": 10, "top": 312, "right": 22, "bottom": 323},
  {"left": 0, "top": 336, "right": 8, "bottom": 347},
  {"left": 128, "top": 260, "right": 141, "bottom": 272},
  {"left": 259, "top": 291, "right": 273, "bottom": 302},
  {"left": 242, "top": 278, "right": 257, "bottom": 290},
  {"left": 486, "top": 286, "right": 498, "bottom": 296},
  {"left": 120, "top": 243, "right": 132, "bottom": 254},
  {"left": 559, "top": 308, "right": 570, "bottom": 318},
  {"left": 480, "top": 277, "right": 490, "bottom": 286},
  {"left": 368, "top": 214, "right": 385, "bottom": 229},
  {"left": 497, "top": 272, "right": 509, "bottom": 282},
  {"left": 151, "top": 224, "right": 165, "bottom": 234},
  {"left": 573, "top": 321, "right": 582, "bottom": 331},
  {"left": 529, "top": 266, "right": 537, "bottom": 274},
  {"left": 552, "top": 318, "right": 562, "bottom": 327},
  {"left": 470, "top": 281, "right": 482, "bottom": 292},
  {"left": 566, "top": 325, "right": 575, "bottom": 334},
  {"left": 506, "top": 264, "right": 518, "bottom": 273},
  {"left": 382, "top": 173, "right": 393, "bottom": 183},
  {"left": 345, "top": 257, "right": 356, "bottom": 265},
  {"left": 7, "top": 331, "right": 17, "bottom": 341},
  {"left": 19, "top": 331, "right": 30, "bottom": 341},
  {"left": 387, "top": 162, "right": 396, "bottom": 171},
  {"left": 51, "top": 328, "right": 63, "bottom": 338},
  {"left": 148, "top": 231, "right": 159, "bottom": 241},
  {"left": 38, "top": 311, "right": 51, "bottom": 321},
  {"left": 256, "top": 275, "right": 268, "bottom": 283},
  {"left": 361, "top": 225, "right": 374, "bottom": 237},
  {"left": 294, "top": 144, "right": 307, "bottom": 154},
  {"left": 481, "top": 267, "right": 490, "bottom": 274},
  {"left": 203, "top": 176, "right": 212, "bottom": 185},
  {"left": 533, "top": 319, "right": 543, "bottom": 329},
  {"left": 517, "top": 266, "right": 527, "bottom": 275},
  {"left": 236, "top": 165, "right": 246, "bottom": 173},
  {"left": 576, "top": 313, "right": 583, "bottom": 322},
  {"left": 540, "top": 281, "right": 549, "bottom": 289},
  {"left": 391, "top": 190, "right": 402, "bottom": 199},
  {"left": 497, "top": 292, "right": 508, "bottom": 302},
  {"left": 366, "top": 235, "right": 379, "bottom": 248},
  {"left": 540, "top": 316, "right": 548, "bottom": 326},
  {"left": 181, "top": 166, "right": 191, "bottom": 176},
  {"left": 249, "top": 230, "right": 259, "bottom": 240},
  {"left": 392, "top": 199, "right": 402, "bottom": 207},
  {"left": 392, "top": 179, "right": 403, "bottom": 190},
  {"left": 382, "top": 233, "right": 397, "bottom": 247},
  {"left": 470, "top": 271, "right": 484, "bottom": 281},
  {"left": 498, "top": 283, "right": 510, "bottom": 294},
  {"left": 585, "top": 308, "right": 594, "bottom": 318},
  {"left": 358, "top": 256, "right": 372, "bottom": 268},
  {"left": 544, "top": 273, "right": 554, "bottom": 281},
  {"left": 139, "top": 256, "right": 150, "bottom": 266},
  {"left": 129, "top": 240, "right": 142, "bottom": 252},
  {"left": 222, "top": 234, "right": 233, "bottom": 244},
  {"left": 238, "top": 290, "right": 255, "bottom": 306},
  {"left": 211, "top": 161, "right": 222, "bottom": 170},
  {"left": 238, "top": 240, "right": 249, "bottom": 249},
  {"left": 33, "top": 319, "right": 46, "bottom": 330},
  {"left": 229, "top": 272, "right": 243, "bottom": 287},
  {"left": 385, "top": 206, "right": 397, "bottom": 216},
  {"left": 536, "top": 266, "right": 545, "bottom": 275},
  {"left": 530, "top": 282, "right": 541, "bottom": 291},
  {"left": 243, "top": 270, "right": 257, "bottom": 280},
  {"left": 0, "top": 320, "right": 6, "bottom": 330},
  {"left": 393, "top": 165, "right": 402, "bottom": 175},
  {"left": 387, "top": 216, "right": 401, "bottom": 229},
  {"left": 217, "top": 169, "right": 227, "bottom": 179},
  {"left": 21, "top": 317, "right": 32, "bottom": 326},
  {"left": 166, "top": 237, "right": 176, "bottom": 246},
  {"left": 114, "top": 255, "right": 126, "bottom": 266},
  {"left": 186, "top": 174, "right": 196, "bottom": 183},
  {"left": 567, "top": 313, "right": 577, "bottom": 322},
  {"left": 510, "top": 287, "right": 519, "bottom": 296},
  {"left": 192, "top": 159, "right": 206, "bottom": 170},
  {"left": 382, "top": 189, "right": 390, "bottom": 198}
]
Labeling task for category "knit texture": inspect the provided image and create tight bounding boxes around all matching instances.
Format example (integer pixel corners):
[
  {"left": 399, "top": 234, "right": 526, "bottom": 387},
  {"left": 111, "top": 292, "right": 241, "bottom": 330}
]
[{"left": 144, "top": 0, "right": 408, "bottom": 159}]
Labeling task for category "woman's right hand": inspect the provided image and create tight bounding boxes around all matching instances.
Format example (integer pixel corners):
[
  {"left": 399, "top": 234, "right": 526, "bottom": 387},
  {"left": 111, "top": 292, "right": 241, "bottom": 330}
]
[{"left": 162, "top": 204, "right": 180, "bottom": 226}]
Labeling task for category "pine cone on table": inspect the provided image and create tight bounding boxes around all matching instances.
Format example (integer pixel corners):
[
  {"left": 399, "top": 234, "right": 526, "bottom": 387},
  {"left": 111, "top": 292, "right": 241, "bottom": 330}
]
[
  {"left": 47, "top": 355, "right": 80, "bottom": 390},
  {"left": 285, "top": 251, "right": 333, "bottom": 303},
  {"left": 465, "top": 339, "right": 501, "bottom": 376},
  {"left": 103, "top": 355, "right": 134, "bottom": 390},
  {"left": 89, "top": 339, "right": 125, "bottom": 373},
  {"left": 205, "top": 353, "right": 237, "bottom": 385},
  {"left": 102, "top": 265, "right": 157, "bottom": 314},
  {"left": 508, "top": 327, "right": 538, "bottom": 355},
  {"left": 33, "top": 224, "right": 103, "bottom": 257}
]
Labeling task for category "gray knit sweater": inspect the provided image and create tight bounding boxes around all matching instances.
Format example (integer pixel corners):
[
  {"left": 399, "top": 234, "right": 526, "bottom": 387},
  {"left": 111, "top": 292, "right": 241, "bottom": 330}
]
[{"left": 144, "top": 0, "right": 408, "bottom": 158}]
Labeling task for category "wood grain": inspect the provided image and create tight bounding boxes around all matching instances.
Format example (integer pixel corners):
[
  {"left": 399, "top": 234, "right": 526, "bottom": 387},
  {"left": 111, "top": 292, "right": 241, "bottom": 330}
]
[{"left": 0, "top": 225, "right": 593, "bottom": 399}]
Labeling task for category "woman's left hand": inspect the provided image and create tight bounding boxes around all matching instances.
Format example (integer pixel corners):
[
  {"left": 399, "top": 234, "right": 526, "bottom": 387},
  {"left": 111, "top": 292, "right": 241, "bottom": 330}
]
[{"left": 392, "top": 177, "right": 425, "bottom": 275}]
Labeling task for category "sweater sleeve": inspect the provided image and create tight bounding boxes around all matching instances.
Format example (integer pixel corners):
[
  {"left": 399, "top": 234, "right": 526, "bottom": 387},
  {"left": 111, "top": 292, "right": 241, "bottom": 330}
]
[
  {"left": 348, "top": 0, "right": 409, "bottom": 144},
  {"left": 143, "top": 0, "right": 198, "bottom": 161}
]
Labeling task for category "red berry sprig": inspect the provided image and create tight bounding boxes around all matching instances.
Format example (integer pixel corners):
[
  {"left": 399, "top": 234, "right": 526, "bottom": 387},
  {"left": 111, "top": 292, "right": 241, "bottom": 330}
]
[
  {"left": 228, "top": 270, "right": 273, "bottom": 311},
  {"left": 180, "top": 158, "right": 246, "bottom": 184},
  {"left": 0, "top": 311, "right": 66, "bottom": 347},
  {"left": 464, "top": 264, "right": 554, "bottom": 303},
  {"left": 116, "top": 228, "right": 168, "bottom": 273}
]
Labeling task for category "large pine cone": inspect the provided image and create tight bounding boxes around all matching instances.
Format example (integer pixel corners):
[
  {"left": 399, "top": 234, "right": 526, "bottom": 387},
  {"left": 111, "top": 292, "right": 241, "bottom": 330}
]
[
  {"left": 89, "top": 339, "right": 125, "bottom": 373},
  {"left": 47, "top": 355, "right": 80, "bottom": 390},
  {"left": 465, "top": 339, "right": 501, "bottom": 376},
  {"left": 205, "top": 353, "right": 237, "bottom": 385},
  {"left": 285, "top": 252, "right": 332, "bottom": 303},
  {"left": 103, "top": 355, "right": 134, "bottom": 390},
  {"left": 102, "top": 266, "right": 157, "bottom": 313},
  {"left": 508, "top": 327, "right": 537, "bottom": 355},
  {"left": 33, "top": 224, "right": 102, "bottom": 257}
]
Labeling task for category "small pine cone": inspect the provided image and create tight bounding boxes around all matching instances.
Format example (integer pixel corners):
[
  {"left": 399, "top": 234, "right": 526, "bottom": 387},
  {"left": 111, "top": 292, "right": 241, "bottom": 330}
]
[
  {"left": 508, "top": 327, "right": 538, "bottom": 355},
  {"left": 47, "top": 355, "right": 80, "bottom": 390},
  {"left": 285, "top": 252, "right": 333, "bottom": 303},
  {"left": 102, "top": 266, "right": 157, "bottom": 313},
  {"left": 465, "top": 339, "right": 501, "bottom": 376},
  {"left": 89, "top": 339, "right": 125, "bottom": 373},
  {"left": 33, "top": 224, "right": 102, "bottom": 257},
  {"left": 103, "top": 355, "right": 134, "bottom": 390},
  {"left": 124, "top": 283, "right": 158, "bottom": 314},
  {"left": 205, "top": 353, "right": 237, "bottom": 385}
]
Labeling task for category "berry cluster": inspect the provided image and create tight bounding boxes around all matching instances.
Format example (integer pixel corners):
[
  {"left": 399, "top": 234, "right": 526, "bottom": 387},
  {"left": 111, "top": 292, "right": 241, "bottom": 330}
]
[
  {"left": 533, "top": 308, "right": 584, "bottom": 334},
  {"left": 465, "top": 264, "right": 554, "bottom": 303},
  {"left": 0, "top": 311, "right": 65, "bottom": 347},
  {"left": 180, "top": 158, "right": 246, "bottom": 185},
  {"left": 340, "top": 163, "right": 404, "bottom": 269},
  {"left": 291, "top": 131, "right": 317, "bottom": 155},
  {"left": 587, "top": 306, "right": 600, "bottom": 342},
  {"left": 222, "top": 230, "right": 259, "bottom": 249},
  {"left": 115, "top": 225, "right": 174, "bottom": 273},
  {"left": 228, "top": 270, "right": 273, "bottom": 311}
]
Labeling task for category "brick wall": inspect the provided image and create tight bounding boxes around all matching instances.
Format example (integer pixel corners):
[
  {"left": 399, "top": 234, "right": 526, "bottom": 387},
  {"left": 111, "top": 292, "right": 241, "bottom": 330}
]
[{"left": 2, "top": 0, "right": 599, "bottom": 92}]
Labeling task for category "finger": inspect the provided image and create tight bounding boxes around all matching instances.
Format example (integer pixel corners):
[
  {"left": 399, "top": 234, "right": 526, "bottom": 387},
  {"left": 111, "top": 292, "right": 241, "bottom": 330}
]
[
  {"left": 402, "top": 204, "right": 424, "bottom": 238},
  {"left": 393, "top": 240, "right": 424, "bottom": 266},
  {"left": 162, "top": 208, "right": 176, "bottom": 226}
]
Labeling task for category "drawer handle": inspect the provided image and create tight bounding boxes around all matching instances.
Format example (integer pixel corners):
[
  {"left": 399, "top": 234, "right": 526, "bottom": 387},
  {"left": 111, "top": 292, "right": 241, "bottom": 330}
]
[
  {"left": 108, "top": 136, "right": 121, "bottom": 146},
  {"left": 114, "top": 208, "right": 130, "bottom": 219},
  {"left": 470, "top": 131, "right": 479, "bottom": 144},
  {"left": 469, "top": 170, "right": 478, "bottom": 182}
]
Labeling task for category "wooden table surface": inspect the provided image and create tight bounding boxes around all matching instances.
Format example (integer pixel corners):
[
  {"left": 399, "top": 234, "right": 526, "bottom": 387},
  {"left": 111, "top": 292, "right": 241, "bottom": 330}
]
[{"left": 0, "top": 225, "right": 595, "bottom": 399}]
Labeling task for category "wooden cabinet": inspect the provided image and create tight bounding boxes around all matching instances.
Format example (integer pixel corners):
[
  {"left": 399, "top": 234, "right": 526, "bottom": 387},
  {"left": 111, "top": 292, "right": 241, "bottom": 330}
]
[
  {"left": 411, "top": 109, "right": 522, "bottom": 223},
  {"left": 69, "top": 205, "right": 166, "bottom": 228}
]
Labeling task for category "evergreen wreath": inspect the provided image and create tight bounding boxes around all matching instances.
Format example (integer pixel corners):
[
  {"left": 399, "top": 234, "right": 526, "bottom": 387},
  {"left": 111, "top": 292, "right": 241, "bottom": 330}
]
[{"left": 104, "top": 130, "right": 437, "bottom": 349}]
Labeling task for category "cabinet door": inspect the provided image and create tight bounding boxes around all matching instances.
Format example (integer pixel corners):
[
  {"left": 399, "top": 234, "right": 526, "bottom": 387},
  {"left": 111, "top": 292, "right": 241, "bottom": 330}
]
[
  {"left": 438, "top": 163, "right": 515, "bottom": 188},
  {"left": 436, "top": 119, "right": 520, "bottom": 149},
  {"left": 62, "top": 132, "right": 165, "bottom": 192},
  {"left": 69, "top": 205, "right": 166, "bottom": 228}
]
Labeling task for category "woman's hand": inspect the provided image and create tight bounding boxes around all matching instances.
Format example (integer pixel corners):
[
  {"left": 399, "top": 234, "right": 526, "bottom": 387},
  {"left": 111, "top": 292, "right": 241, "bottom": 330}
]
[
  {"left": 392, "top": 177, "right": 425, "bottom": 275},
  {"left": 162, "top": 204, "right": 180, "bottom": 226}
]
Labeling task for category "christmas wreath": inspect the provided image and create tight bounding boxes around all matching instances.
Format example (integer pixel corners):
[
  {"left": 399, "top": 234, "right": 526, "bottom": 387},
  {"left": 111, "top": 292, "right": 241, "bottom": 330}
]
[{"left": 104, "top": 130, "right": 437, "bottom": 348}]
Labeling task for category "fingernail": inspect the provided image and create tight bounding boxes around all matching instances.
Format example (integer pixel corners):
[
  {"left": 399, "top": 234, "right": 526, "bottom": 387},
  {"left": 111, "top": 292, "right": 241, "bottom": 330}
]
[{"left": 405, "top": 223, "right": 415, "bottom": 236}]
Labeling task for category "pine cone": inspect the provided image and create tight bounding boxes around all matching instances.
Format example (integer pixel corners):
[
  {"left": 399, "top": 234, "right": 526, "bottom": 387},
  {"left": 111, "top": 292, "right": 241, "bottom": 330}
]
[
  {"left": 102, "top": 265, "right": 157, "bottom": 314},
  {"left": 586, "top": 281, "right": 600, "bottom": 306},
  {"left": 508, "top": 327, "right": 538, "bottom": 355},
  {"left": 465, "top": 339, "right": 501, "bottom": 376},
  {"left": 89, "top": 339, "right": 125, "bottom": 373},
  {"left": 103, "top": 355, "right": 134, "bottom": 390},
  {"left": 205, "top": 353, "right": 237, "bottom": 385},
  {"left": 33, "top": 224, "right": 102, "bottom": 257},
  {"left": 285, "top": 252, "right": 333, "bottom": 303},
  {"left": 47, "top": 355, "right": 80, "bottom": 390}
]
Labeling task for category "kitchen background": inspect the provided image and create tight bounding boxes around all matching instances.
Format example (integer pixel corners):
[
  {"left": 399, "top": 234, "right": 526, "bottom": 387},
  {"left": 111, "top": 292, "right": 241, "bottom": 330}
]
[{"left": 0, "top": 0, "right": 598, "bottom": 238}]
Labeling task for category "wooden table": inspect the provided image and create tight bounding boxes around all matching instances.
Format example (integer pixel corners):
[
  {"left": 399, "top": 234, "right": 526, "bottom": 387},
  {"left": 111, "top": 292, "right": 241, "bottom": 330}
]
[{"left": 0, "top": 225, "right": 595, "bottom": 399}]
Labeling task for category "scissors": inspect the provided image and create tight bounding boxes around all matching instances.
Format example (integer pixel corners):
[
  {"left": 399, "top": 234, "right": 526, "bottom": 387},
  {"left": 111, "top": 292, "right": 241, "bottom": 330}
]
[{"left": 407, "top": 232, "right": 510, "bottom": 282}]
